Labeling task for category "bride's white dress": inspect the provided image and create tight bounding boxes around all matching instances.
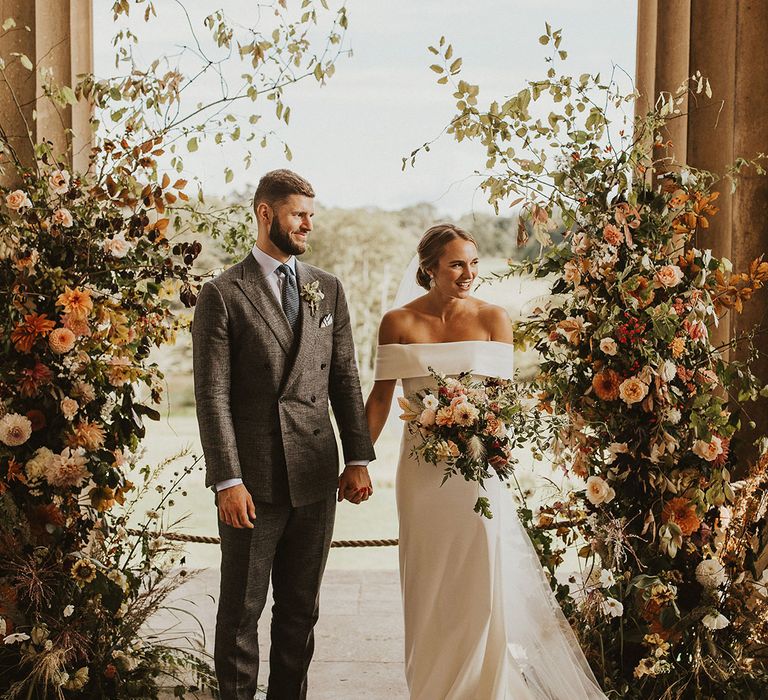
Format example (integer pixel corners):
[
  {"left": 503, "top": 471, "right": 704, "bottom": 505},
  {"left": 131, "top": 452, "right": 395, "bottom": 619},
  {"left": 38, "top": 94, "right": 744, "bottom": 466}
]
[{"left": 375, "top": 341, "right": 606, "bottom": 700}]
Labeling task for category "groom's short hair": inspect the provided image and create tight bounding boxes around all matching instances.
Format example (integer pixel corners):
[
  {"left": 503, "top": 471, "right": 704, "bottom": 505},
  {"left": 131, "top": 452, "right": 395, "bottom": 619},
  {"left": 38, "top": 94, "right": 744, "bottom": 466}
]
[{"left": 253, "top": 169, "right": 315, "bottom": 210}]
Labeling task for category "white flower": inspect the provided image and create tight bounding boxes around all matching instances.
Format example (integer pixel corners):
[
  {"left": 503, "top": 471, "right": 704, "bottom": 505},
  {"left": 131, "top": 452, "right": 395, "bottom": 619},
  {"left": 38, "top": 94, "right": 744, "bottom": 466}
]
[
  {"left": 30, "top": 625, "right": 48, "bottom": 644},
  {"left": 586, "top": 475, "right": 616, "bottom": 506},
  {"left": 599, "top": 569, "right": 616, "bottom": 588},
  {"left": 0, "top": 413, "right": 32, "bottom": 446},
  {"left": 601, "top": 597, "right": 624, "bottom": 617},
  {"left": 702, "top": 611, "right": 729, "bottom": 630},
  {"left": 660, "top": 360, "right": 677, "bottom": 382},
  {"left": 599, "top": 337, "right": 617, "bottom": 356},
  {"left": 422, "top": 394, "right": 439, "bottom": 411},
  {"left": 693, "top": 436, "right": 724, "bottom": 462},
  {"left": 3, "top": 632, "right": 30, "bottom": 645},
  {"left": 71, "top": 381, "right": 96, "bottom": 403},
  {"left": 45, "top": 447, "right": 90, "bottom": 489},
  {"left": 103, "top": 232, "right": 133, "bottom": 259},
  {"left": 696, "top": 558, "right": 727, "bottom": 590},
  {"left": 25, "top": 447, "right": 54, "bottom": 482},
  {"left": 63, "top": 605, "right": 74, "bottom": 618},
  {"left": 665, "top": 407, "right": 682, "bottom": 425}
]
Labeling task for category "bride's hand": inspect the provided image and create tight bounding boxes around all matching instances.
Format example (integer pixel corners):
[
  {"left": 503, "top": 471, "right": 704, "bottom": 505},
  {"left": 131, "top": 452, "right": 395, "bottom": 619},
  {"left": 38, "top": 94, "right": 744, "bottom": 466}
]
[{"left": 338, "top": 465, "right": 373, "bottom": 504}]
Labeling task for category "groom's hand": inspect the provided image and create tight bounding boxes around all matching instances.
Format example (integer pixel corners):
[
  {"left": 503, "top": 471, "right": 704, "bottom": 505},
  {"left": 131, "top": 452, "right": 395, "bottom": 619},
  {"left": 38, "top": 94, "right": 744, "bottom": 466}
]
[
  {"left": 337, "top": 465, "right": 373, "bottom": 505},
  {"left": 217, "top": 484, "right": 257, "bottom": 528}
]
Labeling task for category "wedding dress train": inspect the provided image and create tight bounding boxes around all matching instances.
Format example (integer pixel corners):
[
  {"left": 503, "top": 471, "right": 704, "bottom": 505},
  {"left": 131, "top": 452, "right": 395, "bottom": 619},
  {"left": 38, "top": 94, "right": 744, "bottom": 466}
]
[{"left": 375, "top": 341, "right": 606, "bottom": 700}]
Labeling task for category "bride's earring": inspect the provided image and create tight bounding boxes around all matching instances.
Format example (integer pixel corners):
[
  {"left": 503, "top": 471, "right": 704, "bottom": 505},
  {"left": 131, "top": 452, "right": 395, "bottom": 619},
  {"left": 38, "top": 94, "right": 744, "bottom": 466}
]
[{"left": 429, "top": 275, "right": 435, "bottom": 289}]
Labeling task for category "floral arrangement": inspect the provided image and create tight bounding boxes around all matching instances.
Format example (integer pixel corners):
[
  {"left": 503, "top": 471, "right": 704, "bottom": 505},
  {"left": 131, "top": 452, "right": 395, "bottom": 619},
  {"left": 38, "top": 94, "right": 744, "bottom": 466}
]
[
  {"left": 398, "top": 368, "right": 537, "bottom": 518},
  {"left": 0, "top": 136, "right": 214, "bottom": 696},
  {"left": 419, "top": 26, "right": 768, "bottom": 698}
]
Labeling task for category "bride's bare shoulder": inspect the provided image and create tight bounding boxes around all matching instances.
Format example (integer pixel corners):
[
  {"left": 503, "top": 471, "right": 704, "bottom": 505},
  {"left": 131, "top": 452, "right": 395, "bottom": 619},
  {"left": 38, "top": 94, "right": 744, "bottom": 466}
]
[
  {"left": 379, "top": 306, "right": 420, "bottom": 344},
  {"left": 475, "top": 300, "right": 514, "bottom": 342}
]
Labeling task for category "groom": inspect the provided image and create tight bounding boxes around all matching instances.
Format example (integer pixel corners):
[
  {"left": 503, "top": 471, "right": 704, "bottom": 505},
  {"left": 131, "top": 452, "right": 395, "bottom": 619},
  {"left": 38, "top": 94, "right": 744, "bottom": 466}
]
[{"left": 192, "top": 169, "right": 376, "bottom": 699}]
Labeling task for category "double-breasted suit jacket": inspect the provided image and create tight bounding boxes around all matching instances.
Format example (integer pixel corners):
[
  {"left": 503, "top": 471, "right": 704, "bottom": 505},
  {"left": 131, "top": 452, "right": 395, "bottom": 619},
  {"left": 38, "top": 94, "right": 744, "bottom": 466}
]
[{"left": 192, "top": 253, "right": 375, "bottom": 507}]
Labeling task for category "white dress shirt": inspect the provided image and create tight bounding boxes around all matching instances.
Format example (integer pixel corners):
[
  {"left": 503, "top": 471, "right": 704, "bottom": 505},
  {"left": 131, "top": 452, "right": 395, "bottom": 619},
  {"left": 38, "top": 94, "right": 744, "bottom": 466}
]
[{"left": 215, "top": 244, "right": 368, "bottom": 492}]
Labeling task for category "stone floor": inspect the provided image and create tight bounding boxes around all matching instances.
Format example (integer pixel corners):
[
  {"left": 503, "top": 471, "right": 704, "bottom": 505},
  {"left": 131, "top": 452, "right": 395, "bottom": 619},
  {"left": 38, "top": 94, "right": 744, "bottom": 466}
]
[{"left": 154, "top": 568, "right": 408, "bottom": 699}]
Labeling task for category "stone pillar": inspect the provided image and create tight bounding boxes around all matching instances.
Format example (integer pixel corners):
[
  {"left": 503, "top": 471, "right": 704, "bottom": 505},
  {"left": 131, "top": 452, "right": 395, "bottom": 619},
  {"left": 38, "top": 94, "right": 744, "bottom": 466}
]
[
  {"left": 636, "top": 0, "right": 768, "bottom": 454},
  {"left": 0, "top": 0, "right": 93, "bottom": 178}
]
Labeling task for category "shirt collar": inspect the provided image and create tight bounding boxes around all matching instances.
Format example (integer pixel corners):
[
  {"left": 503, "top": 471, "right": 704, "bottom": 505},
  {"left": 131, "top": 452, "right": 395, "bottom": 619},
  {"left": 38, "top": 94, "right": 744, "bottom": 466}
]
[{"left": 251, "top": 243, "right": 296, "bottom": 277}]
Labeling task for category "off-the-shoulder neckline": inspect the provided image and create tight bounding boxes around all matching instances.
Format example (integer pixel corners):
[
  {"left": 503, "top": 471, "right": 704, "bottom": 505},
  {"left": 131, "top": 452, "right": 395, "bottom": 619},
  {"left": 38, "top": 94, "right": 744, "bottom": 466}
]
[{"left": 377, "top": 340, "right": 514, "bottom": 348}]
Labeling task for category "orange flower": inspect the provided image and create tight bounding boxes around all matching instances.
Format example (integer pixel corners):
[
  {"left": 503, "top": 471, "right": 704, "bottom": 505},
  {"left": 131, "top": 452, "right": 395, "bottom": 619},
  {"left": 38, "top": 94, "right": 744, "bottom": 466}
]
[
  {"left": 11, "top": 313, "right": 56, "bottom": 353},
  {"left": 592, "top": 369, "right": 621, "bottom": 401},
  {"left": 65, "top": 421, "right": 106, "bottom": 451},
  {"left": 661, "top": 497, "right": 701, "bottom": 536},
  {"left": 56, "top": 286, "right": 93, "bottom": 321}
]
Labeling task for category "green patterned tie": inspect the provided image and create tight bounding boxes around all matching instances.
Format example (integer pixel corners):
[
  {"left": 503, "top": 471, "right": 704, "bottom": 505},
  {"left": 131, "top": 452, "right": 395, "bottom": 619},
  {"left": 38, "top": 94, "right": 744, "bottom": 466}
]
[{"left": 278, "top": 263, "right": 299, "bottom": 331}]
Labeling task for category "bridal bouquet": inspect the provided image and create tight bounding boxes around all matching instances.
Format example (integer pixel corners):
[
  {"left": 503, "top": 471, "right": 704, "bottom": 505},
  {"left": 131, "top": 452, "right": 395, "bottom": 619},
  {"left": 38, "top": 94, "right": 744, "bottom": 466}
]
[{"left": 398, "top": 368, "right": 522, "bottom": 518}]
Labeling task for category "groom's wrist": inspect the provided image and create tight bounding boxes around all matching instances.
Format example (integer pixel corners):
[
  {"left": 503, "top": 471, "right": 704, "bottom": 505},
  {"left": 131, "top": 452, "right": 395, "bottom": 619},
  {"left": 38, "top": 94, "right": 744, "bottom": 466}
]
[{"left": 215, "top": 478, "right": 244, "bottom": 491}]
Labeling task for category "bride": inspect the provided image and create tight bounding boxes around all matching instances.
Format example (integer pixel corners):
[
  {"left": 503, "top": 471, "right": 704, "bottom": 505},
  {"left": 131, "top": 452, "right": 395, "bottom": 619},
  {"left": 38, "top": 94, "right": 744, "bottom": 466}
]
[{"left": 364, "top": 224, "right": 606, "bottom": 699}]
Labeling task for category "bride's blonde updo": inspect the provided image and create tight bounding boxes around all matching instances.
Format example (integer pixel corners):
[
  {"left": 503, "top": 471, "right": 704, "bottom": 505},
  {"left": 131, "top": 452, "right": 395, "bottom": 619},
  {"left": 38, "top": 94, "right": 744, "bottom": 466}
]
[{"left": 416, "top": 223, "right": 478, "bottom": 290}]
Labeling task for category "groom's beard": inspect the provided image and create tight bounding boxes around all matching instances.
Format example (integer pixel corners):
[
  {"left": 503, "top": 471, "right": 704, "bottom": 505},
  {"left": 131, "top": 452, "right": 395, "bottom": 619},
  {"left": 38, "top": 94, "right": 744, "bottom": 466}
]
[{"left": 269, "top": 218, "right": 306, "bottom": 256}]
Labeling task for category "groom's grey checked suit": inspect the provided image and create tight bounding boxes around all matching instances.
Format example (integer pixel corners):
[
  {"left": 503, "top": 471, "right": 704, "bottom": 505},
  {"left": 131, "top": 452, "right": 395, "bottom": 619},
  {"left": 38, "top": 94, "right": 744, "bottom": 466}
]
[{"left": 192, "top": 250, "right": 375, "bottom": 699}]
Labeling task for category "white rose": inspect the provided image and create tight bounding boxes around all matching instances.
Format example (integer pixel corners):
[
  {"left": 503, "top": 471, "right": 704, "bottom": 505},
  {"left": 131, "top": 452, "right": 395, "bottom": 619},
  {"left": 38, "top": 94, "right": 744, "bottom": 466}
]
[
  {"left": 103, "top": 233, "right": 133, "bottom": 259},
  {"left": 660, "top": 360, "right": 677, "bottom": 382},
  {"left": 693, "top": 436, "right": 723, "bottom": 462},
  {"left": 48, "top": 169, "right": 71, "bottom": 195},
  {"left": 665, "top": 408, "right": 682, "bottom": 425},
  {"left": 586, "top": 475, "right": 616, "bottom": 506},
  {"left": 599, "top": 338, "right": 618, "bottom": 356},
  {"left": 25, "top": 447, "right": 55, "bottom": 482}
]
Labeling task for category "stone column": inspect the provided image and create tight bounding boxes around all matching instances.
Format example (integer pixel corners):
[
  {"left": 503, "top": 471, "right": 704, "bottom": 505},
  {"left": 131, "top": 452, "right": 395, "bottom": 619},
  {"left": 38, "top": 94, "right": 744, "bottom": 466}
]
[
  {"left": 636, "top": 0, "right": 768, "bottom": 454},
  {"left": 0, "top": 0, "right": 93, "bottom": 178}
]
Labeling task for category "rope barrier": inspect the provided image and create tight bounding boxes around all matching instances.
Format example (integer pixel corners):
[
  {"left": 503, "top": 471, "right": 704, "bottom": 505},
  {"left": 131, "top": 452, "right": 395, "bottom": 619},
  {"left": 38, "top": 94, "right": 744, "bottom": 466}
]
[
  {"left": 126, "top": 520, "right": 584, "bottom": 548},
  {"left": 126, "top": 528, "right": 399, "bottom": 548}
]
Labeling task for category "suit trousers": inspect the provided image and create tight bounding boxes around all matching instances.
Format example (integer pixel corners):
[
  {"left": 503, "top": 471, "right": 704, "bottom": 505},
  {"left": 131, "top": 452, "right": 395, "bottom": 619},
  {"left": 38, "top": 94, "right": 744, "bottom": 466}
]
[{"left": 214, "top": 495, "right": 336, "bottom": 700}]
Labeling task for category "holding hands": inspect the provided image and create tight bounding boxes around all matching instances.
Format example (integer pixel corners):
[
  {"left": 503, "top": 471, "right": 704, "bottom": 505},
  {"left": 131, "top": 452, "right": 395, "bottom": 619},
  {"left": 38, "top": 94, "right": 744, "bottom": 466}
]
[{"left": 338, "top": 465, "right": 373, "bottom": 504}]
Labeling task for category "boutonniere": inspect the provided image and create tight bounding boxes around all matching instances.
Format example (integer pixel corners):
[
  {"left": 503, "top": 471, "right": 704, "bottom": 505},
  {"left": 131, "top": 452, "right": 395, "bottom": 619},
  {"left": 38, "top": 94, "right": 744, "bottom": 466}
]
[{"left": 300, "top": 280, "right": 324, "bottom": 317}]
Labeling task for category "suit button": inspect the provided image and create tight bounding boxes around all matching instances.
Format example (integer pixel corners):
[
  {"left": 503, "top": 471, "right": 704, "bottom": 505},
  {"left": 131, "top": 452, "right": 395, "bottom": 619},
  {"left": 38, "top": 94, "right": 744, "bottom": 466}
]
[
  {"left": 311, "top": 395, "right": 316, "bottom": 403},
  {"left": 321, "top": 363, "right": 327, "bottom": 370},
  {"left": 313, "top": 428, "right": 321, "bottom": 436}
]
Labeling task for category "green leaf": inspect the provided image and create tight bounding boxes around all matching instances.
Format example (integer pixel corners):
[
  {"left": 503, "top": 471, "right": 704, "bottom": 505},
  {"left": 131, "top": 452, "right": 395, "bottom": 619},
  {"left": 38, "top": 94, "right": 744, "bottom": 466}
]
[
  {"left": 60, "top": 85, "right": 77, "bottom": 106},
  {"left": 187, "top": 137, "right": 198, "bottom": 152},
  {"left": 224, "top": 167, "right": 234, "bottom": 184},
  {"left": 2, "top": 17, "right": 16, "bottom": 31},
  {"left": 449, "top": 58, "right": 462, "bottom": 74},
  {"left": 539, "top": 35, "right": 549, "bottom": 45},
  {"left": 430, "top": 64, "right": 444, "bottom": 74},
  {"left": 19, "top": 53, "right": 33, "bottom": 70}
]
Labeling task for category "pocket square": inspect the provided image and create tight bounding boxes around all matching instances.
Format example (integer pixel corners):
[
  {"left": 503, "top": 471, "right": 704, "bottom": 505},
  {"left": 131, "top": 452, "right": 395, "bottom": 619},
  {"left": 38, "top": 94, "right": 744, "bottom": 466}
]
[{"left": 320, "top": 313, "right": 333, "bottom": 328}]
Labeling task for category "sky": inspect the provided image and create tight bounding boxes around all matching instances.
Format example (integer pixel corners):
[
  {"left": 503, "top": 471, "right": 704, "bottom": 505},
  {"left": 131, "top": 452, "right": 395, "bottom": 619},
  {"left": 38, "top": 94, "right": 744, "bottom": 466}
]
[{"left": 94, "top": 1, "right": 638, "bottom": 217}]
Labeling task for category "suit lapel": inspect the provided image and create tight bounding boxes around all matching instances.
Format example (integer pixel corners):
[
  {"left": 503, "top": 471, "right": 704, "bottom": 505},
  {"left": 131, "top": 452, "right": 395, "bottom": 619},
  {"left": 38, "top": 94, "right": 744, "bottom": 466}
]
[
  {"left": 283, "top": 261, "right": 322, "bottom": 392},
  {"left": 234, "top": 253, "right": 294, "bottom": 355}
]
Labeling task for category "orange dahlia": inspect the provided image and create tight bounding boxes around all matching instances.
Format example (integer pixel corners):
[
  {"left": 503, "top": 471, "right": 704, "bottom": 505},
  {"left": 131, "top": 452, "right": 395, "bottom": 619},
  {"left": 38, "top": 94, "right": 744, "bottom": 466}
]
[
  {"left": 661, "top": 497, "right": 701, "bottom": 536},
  {"left": 56, "top": 286, "right": 93, "bottom": 320},
  {"left": 592, "top": 369, "right": 622, "bottom": 401},
  {"left": 65, "top": 421, "right": 106, "bottom": 450},
  {"left": 11, "top": 313, "right": 56, "bottom": 353}
]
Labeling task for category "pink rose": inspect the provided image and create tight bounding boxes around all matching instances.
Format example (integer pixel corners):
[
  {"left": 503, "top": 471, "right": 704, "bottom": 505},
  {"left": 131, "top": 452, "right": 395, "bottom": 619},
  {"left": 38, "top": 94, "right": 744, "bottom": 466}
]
[
  {"left": 618, "top": 377, "right": 649, "bottom": 405},
  {"left": 693, "top": 436, "right": 723, "bottom": 462},
  {"left": 5, "top": 189, "right": 32, "bottom": 211},
  {"left": 654, "top": 264, "right": 684, "bottom": 288},
  {"left": 48, "top": 169, "right": 71, "bottom": 195},
  {"left": 52, "top": 208, "right": 74, "bottom": 228}
]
